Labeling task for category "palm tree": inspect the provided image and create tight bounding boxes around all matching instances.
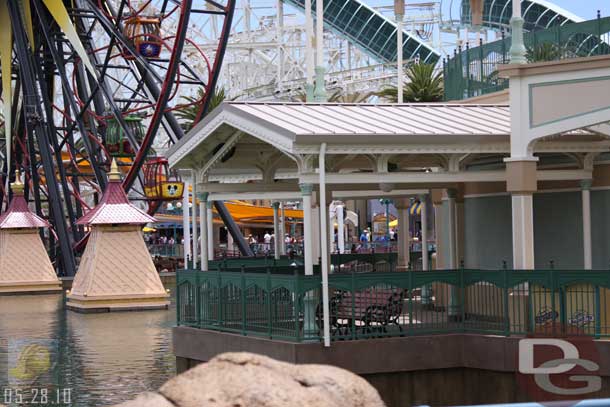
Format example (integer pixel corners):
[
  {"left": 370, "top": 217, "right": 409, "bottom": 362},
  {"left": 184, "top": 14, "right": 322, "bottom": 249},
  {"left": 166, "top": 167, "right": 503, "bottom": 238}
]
[
  {"left": 526, "top": 42, "right": 561, "bottom": 63},
  {"left": 377, "top": 63, "right": 444, "bottom": 103},
  {"left": 290, "top": 88, "right": 373, "bottom": 103},
  {"left": 175, "top": 86, "right": 227, "bottom": 131}
]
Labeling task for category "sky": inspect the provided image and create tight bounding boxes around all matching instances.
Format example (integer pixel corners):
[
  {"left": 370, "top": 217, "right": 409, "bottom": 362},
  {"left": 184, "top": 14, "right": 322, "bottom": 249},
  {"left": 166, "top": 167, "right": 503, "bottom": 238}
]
[{"left": 548, "top": 0, "right": 610, "bottom": 19}]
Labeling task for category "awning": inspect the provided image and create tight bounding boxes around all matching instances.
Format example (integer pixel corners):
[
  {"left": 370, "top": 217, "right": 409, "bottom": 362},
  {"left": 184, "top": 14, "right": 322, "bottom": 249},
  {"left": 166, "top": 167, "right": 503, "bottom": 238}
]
[{"left": 154, "top": 200, "right": 304, "bottom": 227}]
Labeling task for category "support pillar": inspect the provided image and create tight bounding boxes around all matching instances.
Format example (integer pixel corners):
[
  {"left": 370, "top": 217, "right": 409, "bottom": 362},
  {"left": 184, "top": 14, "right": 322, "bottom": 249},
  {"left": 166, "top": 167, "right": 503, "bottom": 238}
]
[
  {"left": 191, "top": 173, "right": 198, "bottom": 267},
  {"left": 207, "top": 201, "right": 214, "bottom": 261},
  {"left": 395, "top": 0, "right": 404, "bottom": 103},
  {"left": 420, "top": 194, "right": 429, "bottom": 271},
  {"left": 395, "top": 199, "right": 410, "bottom": 270},
  {"left": 300, "top": 184, "right": 314, "bottom": 275},
  {"left": 312, "top": 204, "right": 321, "bottom": 265},
  {"left": 431, "top": 189, "right": 444, "bottom": 269},
  {"left": 356, "top": 199, "right": 368, "bottom": 234},
  {"left": 420, "top": 193, "right": 431, "bottom": 305},
  {"left": 455, "top": 186, "right": 466, "bottom": 267},
  {"left": 300, "top": 183, "right": 317, "bottom": 339},
  {"left": 199, "top": 192, "right": 209, "bottom": 271},
  {"left": 182, "top": 177, "right": 191, "bottom": 267},
  {"left": 337, "top": 204, "right": 345, "bottom": 254},
  {"left": 280, "top": 202, "right": 287, "bottom": 255},
  {"left": 445, "top": 189, "right": 458, "bottom": 269},
  {"left": 506, "top": 159, "right": 537, "bottom": 269},
  {"left": 582, "top": 179, "right": 592, "bottom": 269},
  {"left": 272, "top": 201, "right": 281, "bottom": 259},
  {"left": 445, "top": 188, "right": 459, "bottom": 317},
  {"left": 227, "top": 228, "right": 234, "bottom": 254}
]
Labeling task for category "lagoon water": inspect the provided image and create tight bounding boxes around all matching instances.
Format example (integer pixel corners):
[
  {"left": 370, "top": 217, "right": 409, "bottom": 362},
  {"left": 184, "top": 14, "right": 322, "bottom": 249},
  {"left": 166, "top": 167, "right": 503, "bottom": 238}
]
[{"left": 0, "top": 288, "right": 176, "bottom": 406}]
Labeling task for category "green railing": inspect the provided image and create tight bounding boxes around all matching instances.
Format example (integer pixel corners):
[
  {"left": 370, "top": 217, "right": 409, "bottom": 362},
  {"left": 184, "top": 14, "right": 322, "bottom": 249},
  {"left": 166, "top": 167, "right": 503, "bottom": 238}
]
[
  {"left": 201, "top": 252, "right": 398, "bottom": 274},
  {"left": 177, "top": 268, "right": 610, "bottom": 342},
  {"left": 444, "top": 15, "right": 610, "bottom": 101}
]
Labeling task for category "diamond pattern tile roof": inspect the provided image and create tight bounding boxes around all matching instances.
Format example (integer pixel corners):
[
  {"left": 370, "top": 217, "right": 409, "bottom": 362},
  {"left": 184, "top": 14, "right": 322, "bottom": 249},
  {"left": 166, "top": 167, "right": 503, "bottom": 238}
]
[
  {"left": 77, "top": 180, "right": 156, "bottom": 225},
  {"left": 0, "top": 194, "right": 50, "bottom": 229}
]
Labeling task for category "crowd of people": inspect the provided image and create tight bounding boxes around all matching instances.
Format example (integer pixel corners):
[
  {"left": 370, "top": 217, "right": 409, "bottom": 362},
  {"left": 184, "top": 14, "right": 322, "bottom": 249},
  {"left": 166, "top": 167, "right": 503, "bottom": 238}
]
[
  {"left": 247, "top": 232, "right": 301, "bottom": 255},
  {"left": 145, "top": 234, "right": 176, "bottom": 245}
]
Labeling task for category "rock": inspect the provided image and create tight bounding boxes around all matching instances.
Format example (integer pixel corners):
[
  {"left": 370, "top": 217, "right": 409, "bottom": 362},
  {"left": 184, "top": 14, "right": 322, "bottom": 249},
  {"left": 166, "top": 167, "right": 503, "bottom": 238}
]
[
  {"left": 112, "top": 392, "right": 174, "bottom": 407},
  {"left": 158, "top": 352, "right": 385, "bottom": 407}
]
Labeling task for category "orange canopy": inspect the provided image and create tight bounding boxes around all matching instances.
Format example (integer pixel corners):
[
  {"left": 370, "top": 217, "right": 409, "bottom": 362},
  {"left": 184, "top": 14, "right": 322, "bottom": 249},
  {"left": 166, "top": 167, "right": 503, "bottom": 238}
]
[{"left": 155, "top": 200, "right": 303, "bottom": 226}]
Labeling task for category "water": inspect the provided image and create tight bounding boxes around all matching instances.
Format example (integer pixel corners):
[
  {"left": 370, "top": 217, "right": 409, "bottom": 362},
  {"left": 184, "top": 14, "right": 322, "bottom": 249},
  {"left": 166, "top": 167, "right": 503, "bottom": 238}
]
[{"left": 0, "top": 287, "right": 176, "bottom": 407}]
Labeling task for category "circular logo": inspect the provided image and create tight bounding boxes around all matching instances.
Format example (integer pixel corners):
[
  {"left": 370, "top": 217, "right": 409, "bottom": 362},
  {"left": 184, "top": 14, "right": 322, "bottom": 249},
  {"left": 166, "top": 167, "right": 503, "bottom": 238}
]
[
  {"left": 516, "top": 322, "right": 601, "bottom": 406},
  {"left": 9, "top": 344, "right": 52, "bottom": 382}
]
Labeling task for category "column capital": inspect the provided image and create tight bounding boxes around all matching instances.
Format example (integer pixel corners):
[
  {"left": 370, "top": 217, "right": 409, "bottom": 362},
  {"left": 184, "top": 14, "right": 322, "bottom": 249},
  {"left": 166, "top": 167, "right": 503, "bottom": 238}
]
[
  {"left": 430, "top": 189, "right": 443, "bottom": 205},
  {"left": 505, "top": 159, "right": 537, "bottom": 193},
  {"left": 299, "top": 183, "right": 314, "bottom": 196},
  {"left": 393, "top": 198, "right": 410, "bottom": 210},
  {"left": 197, "top": 192, "right": 209, "bottom": 201},
  {"left": 206, "top": 200, "right": 214, "bottom": 209},
  {"left": 580, "top": 179, "right": 593, "bottom": 191},
  {"left": 418, "top": 193, "right": 428, "bottom": 201},
  {"left": 446, "top": 188, "right": 457, "bottom": 199},
  {"left": 272, "top": 201, "right": 280, "bottom": 209}
]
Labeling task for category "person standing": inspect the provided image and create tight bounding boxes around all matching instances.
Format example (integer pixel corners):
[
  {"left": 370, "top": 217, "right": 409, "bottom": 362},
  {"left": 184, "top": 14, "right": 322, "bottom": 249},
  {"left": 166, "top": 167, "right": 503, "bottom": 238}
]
[{"left": 263, "top": 231, "right": 272, "bottom": 253}]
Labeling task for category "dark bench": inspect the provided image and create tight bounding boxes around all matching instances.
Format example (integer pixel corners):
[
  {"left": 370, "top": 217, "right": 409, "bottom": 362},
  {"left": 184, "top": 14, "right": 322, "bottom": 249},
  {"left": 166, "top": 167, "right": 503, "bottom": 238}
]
[{"left": 324, "top": 288, "right": 406, "bottom": 336}]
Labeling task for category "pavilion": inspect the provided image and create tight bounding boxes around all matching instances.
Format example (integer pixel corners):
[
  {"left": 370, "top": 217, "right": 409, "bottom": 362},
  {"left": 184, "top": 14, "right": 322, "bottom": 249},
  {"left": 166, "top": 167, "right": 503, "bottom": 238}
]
[{"left": 168, "top": 54, "right": 610, "bottom": 346}]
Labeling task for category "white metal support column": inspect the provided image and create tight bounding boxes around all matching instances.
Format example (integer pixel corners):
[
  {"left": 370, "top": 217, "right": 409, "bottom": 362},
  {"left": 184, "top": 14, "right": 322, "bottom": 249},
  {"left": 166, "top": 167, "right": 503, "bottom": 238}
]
[
  {"left": 276, "top": 0, "right": 284, "bottom": 90},
  {"left": 582, "top": 179, "right": 592, "bottom": 269},
  {"left": 319, "top": 143, "right": 331, "bottom": 347},
  {"left": 433, "top": 193, "right": 444, "bottom": 269},
  {"left": 272, "top": 201, "right": 281, "bottom": 259},
  {"left": 280, "top": 202, "right": 287, "bottom": 255},
  {"left": 445, "top": 189, "right": 457, "bottom": 269},
  {"left": 395, "top": 0, "right": 404, "bottom": 103},
  {"left": 445, "top": 189, "right": 459, "bottom": 317},
  {"left": 420, "top": 194, "right": 429, "bottom": 271},
  {"left": 300, "top": 183, "right": 317, "bottom": 339},
  {"left": 511, "top": 194, "right": 535, "bottom": 269},
  {"left": 396, "top": 199, "right": 410, "bottom": 270},
  {"left": 506, "top": 158, "right": 538, "bottom": 270},
  {"left": 420, "top": 194, "right": 431, "bottom": 305},
  {"left": 207, "top": 201, "right": 214, "bottom": 261},
  {"left": 191, "top": 172, "right": 198, "bottom": 267},
  {"left": 337, "top": 204, "right": 345, "bottom": 254},
  {"left": 304, "top": 0, "right": 314, "bottom": 99},
  {"left": 199, "top": 192, "right": 209, "bottom": 271},
  {"left": 182, "top": 177, "right": 191, "bottom": 267},
  {"left": 300, "top": 184, "right": 314, "bottom": 275}
]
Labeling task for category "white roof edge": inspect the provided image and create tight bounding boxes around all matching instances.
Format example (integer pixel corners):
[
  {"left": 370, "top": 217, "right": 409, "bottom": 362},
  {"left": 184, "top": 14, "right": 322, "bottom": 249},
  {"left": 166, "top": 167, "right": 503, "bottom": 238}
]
[
  {"left": 224, "top": 101, "right": 510, "bottom": 107},
  {"left": 532, "top": 0, "right": 584, "bottom": 23}
]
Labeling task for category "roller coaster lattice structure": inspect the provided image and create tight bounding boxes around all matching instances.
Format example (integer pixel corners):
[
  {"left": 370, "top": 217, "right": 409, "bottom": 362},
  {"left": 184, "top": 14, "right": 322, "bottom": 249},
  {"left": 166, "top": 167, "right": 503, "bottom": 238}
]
[{"left": 0, "top": 0, "right": 236, "bottom": 277}]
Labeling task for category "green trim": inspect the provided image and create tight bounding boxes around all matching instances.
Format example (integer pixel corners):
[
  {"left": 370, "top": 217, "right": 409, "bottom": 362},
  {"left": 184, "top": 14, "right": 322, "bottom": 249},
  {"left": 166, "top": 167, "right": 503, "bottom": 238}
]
[{"left": 528, "top": 75, "right": 610, "bottom": 129}]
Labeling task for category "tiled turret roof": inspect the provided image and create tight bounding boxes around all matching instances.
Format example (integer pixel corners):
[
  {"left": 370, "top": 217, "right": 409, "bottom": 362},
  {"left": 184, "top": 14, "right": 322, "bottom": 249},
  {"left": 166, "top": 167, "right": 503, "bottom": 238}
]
[
  {"left": 77, "top": 160, "right": 156, "bottom": 226},
  {"left": 0, "top": 171, "right": 50, "bottom": 229}
]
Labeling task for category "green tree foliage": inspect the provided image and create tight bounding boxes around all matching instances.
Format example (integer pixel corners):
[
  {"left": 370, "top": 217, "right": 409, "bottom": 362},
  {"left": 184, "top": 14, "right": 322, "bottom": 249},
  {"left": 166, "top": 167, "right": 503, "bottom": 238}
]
[
  {"left": 377, "top": 63, "right": 443, "bottom": 103},
  {"left": 526, "top": 42, "right": 561, "bottom": 63},
  {"left": 175, "top": 87, "right": 227, "bottom": 132},
  {"left": 290, "top": 88, "right": 373, "bottom": 103}
]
